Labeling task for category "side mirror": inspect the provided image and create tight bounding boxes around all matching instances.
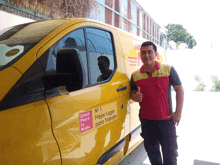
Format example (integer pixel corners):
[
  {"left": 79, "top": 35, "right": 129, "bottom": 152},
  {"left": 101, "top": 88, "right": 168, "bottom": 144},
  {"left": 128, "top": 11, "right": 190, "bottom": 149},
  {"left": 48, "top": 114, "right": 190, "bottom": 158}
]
[{"left": 44, "top": 48, "right": 86, "bottom": 93}]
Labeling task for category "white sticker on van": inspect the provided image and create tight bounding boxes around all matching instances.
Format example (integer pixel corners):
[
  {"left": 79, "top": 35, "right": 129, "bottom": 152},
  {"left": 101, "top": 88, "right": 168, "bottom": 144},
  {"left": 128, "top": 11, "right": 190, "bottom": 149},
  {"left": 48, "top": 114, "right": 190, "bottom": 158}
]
[{"left": 79, "top": 102, "right": 117, "bottom": 133}]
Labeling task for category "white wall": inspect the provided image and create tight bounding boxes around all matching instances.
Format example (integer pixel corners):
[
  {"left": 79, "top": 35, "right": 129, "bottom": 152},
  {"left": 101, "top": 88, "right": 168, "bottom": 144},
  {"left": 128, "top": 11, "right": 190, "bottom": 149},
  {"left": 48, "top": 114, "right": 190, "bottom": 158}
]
[{"left": 0, "top": 10, "right": 35, "bottom": 31}]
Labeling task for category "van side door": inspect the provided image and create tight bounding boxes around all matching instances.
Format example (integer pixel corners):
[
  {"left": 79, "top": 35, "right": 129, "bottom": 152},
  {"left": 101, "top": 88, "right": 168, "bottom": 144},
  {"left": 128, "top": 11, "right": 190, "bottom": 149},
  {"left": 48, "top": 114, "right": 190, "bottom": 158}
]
[{"left": 38, "top": 22, "right": 129, "bottom": 165}]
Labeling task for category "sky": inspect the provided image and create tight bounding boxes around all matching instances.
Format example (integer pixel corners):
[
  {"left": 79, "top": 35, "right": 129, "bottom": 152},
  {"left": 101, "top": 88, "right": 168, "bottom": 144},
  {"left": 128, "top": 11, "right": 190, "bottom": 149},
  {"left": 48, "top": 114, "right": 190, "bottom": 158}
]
[
  {"left": 136, "top": 0, "right": 220, "bottom": 48},
  {"left": 136, "top": 0, "right": 220, "bottom": 90}
]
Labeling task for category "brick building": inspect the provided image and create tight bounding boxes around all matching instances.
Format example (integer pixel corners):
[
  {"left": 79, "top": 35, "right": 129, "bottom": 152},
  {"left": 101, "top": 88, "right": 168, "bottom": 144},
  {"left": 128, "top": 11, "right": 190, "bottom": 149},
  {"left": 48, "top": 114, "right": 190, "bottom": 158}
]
[
  {"left": 0, "top": 0, "right": 160, "bottom": 45},
  {"left": 90, "top": 0, "right": 160, "bottom": 45}
]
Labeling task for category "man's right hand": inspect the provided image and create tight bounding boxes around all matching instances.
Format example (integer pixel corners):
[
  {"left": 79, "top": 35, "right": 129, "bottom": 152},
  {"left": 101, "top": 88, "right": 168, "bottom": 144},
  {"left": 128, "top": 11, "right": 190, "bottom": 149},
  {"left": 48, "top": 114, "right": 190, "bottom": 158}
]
[{"left": 134, "top": 87, "right": 143, "bottom": 102}]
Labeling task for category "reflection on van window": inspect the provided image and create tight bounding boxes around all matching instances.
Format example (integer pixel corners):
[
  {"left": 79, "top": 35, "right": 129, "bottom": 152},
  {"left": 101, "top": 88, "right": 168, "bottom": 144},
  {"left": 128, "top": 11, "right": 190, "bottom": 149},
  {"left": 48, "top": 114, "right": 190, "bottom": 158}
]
[
  {"left": 0, "top": 23, "right": 30, "bottom": 41},
  {"left": 0, "top": 20, "right": 67, "bottom": 45},
  {"left": 97, "top": 56, "right": 113, "bottom": 82},
  {"left": 86, "top": 28, "right": 115, "bottom": 84},
  {"left": 64, "top": 37, "right": 77, "bottom": 47},
  {"left": 0, "top": 20, "right": 67, "bottom": 70},
  {"left": 87, "top": 28, "right": 113, "bottom": 55},
  {"left": 45, "top": 28, "right": 89, "bottom": 86}
]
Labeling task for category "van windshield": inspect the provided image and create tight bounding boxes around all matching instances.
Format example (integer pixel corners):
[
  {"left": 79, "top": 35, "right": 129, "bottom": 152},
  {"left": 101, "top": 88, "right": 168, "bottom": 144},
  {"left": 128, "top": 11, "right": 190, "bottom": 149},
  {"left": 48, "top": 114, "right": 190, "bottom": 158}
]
[{"left": 0, "top": 20, "right": 67, "bottom": 70}]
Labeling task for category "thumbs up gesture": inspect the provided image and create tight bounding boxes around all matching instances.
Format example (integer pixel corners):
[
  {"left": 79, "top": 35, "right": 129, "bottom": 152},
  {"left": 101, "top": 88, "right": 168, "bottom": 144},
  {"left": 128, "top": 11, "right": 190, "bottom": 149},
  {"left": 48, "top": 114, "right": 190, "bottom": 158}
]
[{"left": 135, "top": 87, "right": 143, "bottom": 102}]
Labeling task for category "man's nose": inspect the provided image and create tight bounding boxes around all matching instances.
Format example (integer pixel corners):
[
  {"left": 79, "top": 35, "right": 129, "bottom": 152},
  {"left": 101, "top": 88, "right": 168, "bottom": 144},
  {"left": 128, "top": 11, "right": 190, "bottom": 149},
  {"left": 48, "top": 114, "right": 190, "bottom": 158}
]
[{"left": 145, "top": 53, "right": 150, "bottom": 57}]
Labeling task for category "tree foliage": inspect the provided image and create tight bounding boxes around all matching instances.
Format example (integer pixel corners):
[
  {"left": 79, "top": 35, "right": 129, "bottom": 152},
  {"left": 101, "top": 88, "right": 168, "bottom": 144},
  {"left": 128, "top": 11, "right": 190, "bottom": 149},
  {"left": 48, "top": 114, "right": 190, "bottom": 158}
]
[
  {"left": 5, "top": 0, "right": 97, "bottom": 18},
  {"left": 211, "top": 75, "right": 220, "bottom": 92},
  {"left": 194, "top": 75, "right": 206, "bottom": 91},
  {"left": 165, "top": 24, "right": 197, "bottom": 49}
]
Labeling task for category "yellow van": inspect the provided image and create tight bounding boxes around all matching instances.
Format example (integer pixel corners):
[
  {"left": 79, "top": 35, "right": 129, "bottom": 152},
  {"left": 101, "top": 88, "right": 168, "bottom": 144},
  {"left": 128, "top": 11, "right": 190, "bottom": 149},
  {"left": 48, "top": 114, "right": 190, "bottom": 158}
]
[{"left": 0, "top": 18, "right": 167, "bottom": 165}]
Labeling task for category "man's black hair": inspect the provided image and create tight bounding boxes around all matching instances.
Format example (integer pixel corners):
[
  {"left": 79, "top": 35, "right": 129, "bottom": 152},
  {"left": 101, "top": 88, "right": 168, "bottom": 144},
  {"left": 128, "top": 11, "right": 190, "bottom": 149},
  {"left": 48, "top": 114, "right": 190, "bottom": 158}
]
[
  {"left": 97, "top": 56, "right": 110, "bottom": 66},
  {"left": 64, "top": 37, "right": 77, "bottom": 46},
  {"left": 141, "top": 41, "right": 157, "bottom": 52}
]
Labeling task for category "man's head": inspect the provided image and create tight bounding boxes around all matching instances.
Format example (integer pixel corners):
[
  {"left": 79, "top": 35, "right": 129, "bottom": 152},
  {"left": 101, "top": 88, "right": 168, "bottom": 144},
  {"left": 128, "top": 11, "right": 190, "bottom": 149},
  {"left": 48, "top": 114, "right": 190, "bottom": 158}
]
[
  {"left": 140, "top": 41, "right": 157, "bottom": 67},
  {"left": 97, "top": 56, "right": 110, "bottom": 73},
  {"left": 64, "top": 37, "right": 77, "bottom": 47},
  {"left": 141, "top": 41, "right": 157, "bottom": 52}
]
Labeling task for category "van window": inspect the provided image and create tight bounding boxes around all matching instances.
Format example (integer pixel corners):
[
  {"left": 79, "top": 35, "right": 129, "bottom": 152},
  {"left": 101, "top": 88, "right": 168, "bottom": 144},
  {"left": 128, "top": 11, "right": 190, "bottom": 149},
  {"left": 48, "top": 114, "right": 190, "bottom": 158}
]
[
  {"left": 43, "top": 28, "right": 88, "bottom": 89},
  {"left": 86, "top": 28, "right": 115, "bottom": 84},
  {"left": 0, "top": 20, "right": 67, "bottom": 70},
  {"left": 42, "top": 27, "right": 115, "bottom": 91}
]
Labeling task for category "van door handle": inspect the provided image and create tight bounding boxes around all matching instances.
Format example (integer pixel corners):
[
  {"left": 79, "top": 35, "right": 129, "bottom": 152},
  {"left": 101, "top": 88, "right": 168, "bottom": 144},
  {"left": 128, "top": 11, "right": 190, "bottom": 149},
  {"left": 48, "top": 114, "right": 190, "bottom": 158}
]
[{"left": 117, "top": 86, "right": 127, "bottom": 92}]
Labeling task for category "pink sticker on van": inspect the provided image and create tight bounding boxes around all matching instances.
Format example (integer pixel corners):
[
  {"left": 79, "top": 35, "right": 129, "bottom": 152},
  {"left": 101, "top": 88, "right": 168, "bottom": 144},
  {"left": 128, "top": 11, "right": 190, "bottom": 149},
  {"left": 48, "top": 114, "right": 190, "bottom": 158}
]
[{"left": 79, "top": 110, "right": 93, "bottom": 133}]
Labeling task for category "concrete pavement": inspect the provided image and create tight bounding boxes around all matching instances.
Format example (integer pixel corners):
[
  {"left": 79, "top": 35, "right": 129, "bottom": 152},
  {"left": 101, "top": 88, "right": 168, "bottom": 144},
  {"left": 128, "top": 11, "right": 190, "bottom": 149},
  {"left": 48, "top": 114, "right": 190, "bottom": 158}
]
[{"left": 118, "top": 91, "right": 220, "bottom": 165}]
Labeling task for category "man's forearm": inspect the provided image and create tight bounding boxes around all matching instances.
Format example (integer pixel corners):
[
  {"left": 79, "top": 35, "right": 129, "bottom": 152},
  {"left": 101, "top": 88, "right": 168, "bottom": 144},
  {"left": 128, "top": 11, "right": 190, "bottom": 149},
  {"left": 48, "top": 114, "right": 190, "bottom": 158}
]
[{"left": 175, "top": 86, "right": 184, "bottom": 114}]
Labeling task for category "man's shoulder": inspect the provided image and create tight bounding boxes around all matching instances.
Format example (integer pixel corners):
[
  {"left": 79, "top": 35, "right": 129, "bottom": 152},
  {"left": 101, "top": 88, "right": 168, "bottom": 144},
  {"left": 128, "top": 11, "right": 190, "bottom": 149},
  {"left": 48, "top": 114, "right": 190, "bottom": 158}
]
[
  {"left": 160, "top": 63, "right": 172, "bottom": 69},
  {"left": 160, "top": 63, "right": 172, "bottom": 72},
  {"left": 131, "top": 69, "right": 141, "bottom": 77},
  {"left": 157, "top": 63, "right": 172, "bottom": 77}
]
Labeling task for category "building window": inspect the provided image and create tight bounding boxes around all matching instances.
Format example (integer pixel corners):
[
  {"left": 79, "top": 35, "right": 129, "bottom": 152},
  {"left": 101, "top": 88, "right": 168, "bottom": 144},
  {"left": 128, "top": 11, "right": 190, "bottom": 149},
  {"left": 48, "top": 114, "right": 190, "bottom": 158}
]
[
  {"left": 90, "top": 3, "right": 105, "bottom": 23},
  {"left": 121, "top": 0, "right": 128, "bottom": 17},
  {"left": 96, "top": 0, "right": 105, "bottom": 3},
  {"left": 139, "top": 10, "right": 143, "bottom": 37},
  {"left": 121, "top": 0, "right": 128, "bottom": 30},
  {"left": 131, "top": 1, "right": 137, "bottom": 35}
]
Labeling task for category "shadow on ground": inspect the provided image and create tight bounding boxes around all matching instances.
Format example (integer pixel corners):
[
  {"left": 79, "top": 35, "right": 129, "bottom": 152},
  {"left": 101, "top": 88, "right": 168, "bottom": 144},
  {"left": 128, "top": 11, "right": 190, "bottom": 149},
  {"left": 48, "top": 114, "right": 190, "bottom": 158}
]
[{"left": 194, "top": 160, "right": 220, "bottom": 165}]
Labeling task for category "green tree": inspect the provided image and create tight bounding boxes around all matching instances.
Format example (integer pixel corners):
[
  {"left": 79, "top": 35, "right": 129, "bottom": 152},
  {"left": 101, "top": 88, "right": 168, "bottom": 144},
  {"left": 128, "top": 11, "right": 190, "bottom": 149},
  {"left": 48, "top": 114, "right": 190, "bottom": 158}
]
[
  {"left": 165, "top": 24, "right": 197, "bottom": 49},
  {"left": 186, "top": 35, "right": 197, "bottom": 49},
  {"left": 194, "top": 75, "right": 206, "bottom": 91},
  {"left": 211, "top": 75, "right": 220, "bottom": 92}
]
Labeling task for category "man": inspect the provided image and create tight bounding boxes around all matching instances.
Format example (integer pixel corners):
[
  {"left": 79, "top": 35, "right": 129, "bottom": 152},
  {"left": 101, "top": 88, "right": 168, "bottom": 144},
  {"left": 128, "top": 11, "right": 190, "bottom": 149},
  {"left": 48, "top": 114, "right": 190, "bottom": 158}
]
[
  {"left": 130, "top": 41, "right": 184, "bottom": 165},
  {"left": 97, "top": 56, "right": 112, "bottom": 82}
]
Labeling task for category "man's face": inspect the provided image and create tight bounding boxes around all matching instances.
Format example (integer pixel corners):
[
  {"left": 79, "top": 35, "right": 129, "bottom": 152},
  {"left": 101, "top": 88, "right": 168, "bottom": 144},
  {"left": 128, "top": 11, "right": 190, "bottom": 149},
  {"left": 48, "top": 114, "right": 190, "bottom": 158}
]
[
  {"left": 98, "top": 60, "right": 108, "bottom": 73},
  {"left": 140, "top": 45, "right": 156, "bottom": 66}
]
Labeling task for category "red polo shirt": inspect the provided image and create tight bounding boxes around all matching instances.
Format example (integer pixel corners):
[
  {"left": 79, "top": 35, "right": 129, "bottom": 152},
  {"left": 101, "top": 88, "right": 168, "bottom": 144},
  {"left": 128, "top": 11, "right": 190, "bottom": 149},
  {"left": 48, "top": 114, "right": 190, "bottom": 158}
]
[{"left": 130, "top": 61, "right": 181, "bottom": 120}]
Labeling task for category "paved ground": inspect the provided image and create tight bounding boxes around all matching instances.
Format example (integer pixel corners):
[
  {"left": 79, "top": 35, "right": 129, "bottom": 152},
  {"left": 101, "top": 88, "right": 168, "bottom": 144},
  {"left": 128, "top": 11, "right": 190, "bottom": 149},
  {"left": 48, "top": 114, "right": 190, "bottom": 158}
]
[
  {"left": 118, "top": 141, "right": 150, "bottom": 165},
  {"left": 118, "top": 91, "right": 220, "bottom": 165}
]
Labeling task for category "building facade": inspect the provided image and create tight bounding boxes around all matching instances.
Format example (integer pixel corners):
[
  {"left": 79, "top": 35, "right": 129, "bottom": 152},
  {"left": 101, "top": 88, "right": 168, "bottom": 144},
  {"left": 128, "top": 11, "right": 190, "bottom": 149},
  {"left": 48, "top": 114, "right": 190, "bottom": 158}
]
[
  {"left": 90, "top": 0, "right": 160, "bottom": 45},
  {"left": 0, "top": 0, "right": 160, "bottom": 45}
]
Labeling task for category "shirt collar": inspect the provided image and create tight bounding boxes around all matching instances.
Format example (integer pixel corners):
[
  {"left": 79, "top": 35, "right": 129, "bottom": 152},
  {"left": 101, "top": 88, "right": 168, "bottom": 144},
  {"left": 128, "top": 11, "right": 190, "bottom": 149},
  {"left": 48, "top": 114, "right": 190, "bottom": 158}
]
[{"left": 140, "top": 61, "right": 160, "bottom": 73}]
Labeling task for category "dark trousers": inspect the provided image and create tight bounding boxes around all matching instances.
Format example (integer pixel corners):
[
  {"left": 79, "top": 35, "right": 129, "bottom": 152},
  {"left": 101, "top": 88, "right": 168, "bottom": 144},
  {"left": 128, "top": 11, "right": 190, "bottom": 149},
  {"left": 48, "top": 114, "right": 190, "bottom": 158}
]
[{"left": 140, "top": 118, "right": 178, "bottom": 165}]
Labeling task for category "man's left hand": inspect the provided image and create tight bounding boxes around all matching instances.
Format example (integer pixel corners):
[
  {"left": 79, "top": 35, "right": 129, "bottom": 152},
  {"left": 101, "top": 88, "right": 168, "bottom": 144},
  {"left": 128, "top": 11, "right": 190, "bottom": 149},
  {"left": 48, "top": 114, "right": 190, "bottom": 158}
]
[{"left": 167, "top": 112, "right": 181, "bottom": 126}]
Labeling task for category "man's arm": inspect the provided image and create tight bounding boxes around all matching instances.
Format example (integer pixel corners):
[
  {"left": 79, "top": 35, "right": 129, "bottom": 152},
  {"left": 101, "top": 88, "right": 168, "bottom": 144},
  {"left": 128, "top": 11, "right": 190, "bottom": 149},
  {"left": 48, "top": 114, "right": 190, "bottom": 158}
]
[
  {"left": 174, "top": 84, "right": 184, "bottom": 116},
  {"left": 168, "top": 84, "right": 184, "bottom": 126},
  {"left": 168, "top": 66, "right": 184, "bottom": 126}
]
